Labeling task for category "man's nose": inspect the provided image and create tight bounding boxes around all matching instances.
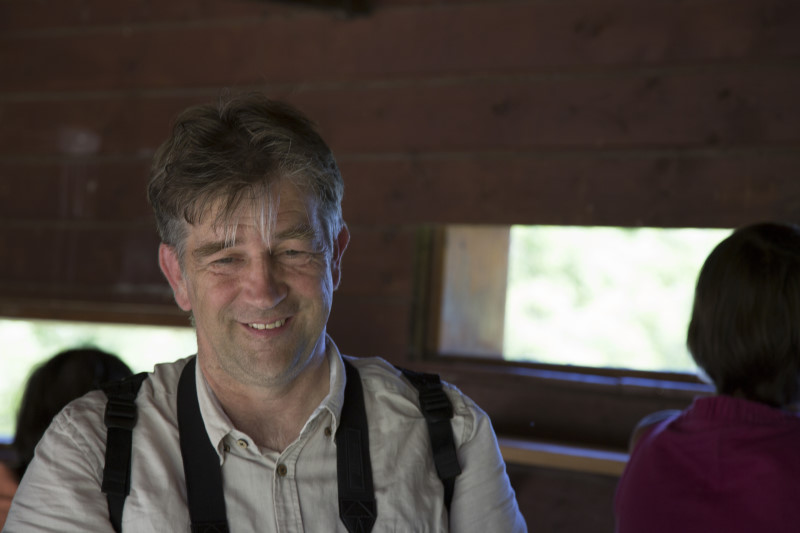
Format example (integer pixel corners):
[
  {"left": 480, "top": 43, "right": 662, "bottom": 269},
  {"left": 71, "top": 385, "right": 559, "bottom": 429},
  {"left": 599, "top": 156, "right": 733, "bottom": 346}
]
[{"left": 244, "top": 256, "right": 287, "bottom": 308}]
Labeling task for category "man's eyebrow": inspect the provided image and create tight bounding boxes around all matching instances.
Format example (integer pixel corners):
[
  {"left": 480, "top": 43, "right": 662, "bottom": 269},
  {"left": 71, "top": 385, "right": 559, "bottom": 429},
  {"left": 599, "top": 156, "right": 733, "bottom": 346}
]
[
  {"left": 192, "top": 224, "right": 319, "bottom": 259},
  {"left": 192, "top": 240, "right": 231, "bottom": 260},
  {"left": 275, "top": 223, "right": 318, "bottom": 242}
]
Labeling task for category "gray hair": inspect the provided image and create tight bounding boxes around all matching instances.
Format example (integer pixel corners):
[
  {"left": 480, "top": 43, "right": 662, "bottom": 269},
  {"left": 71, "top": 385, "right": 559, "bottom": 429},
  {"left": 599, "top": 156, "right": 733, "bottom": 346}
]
[{"left": 147, "top": 93, "right": 345, "bottom": 263}]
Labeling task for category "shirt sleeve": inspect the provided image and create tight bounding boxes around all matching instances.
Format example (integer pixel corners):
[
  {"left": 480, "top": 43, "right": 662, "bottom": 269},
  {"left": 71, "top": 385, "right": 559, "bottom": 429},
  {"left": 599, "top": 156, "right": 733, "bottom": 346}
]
[
  {"left": 4, "top": 394, "right": 116, "bottom": 533},
  {"left": 448, "top": 394, "right": 528, "bottom": 533}
]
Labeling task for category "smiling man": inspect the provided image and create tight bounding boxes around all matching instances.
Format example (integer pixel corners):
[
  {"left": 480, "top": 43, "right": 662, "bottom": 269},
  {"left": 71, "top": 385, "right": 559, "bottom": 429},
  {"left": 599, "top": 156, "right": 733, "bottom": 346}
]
[
  {"left": 5, "top": 93, "right": 526, "bottom": 532},
  {"left": 160, "top": 180, "right": 346, "bottom": 453}
]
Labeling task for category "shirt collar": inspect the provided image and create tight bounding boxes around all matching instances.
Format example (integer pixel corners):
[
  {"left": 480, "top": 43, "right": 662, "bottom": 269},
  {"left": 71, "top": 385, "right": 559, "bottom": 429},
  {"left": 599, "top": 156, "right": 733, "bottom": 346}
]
[
  {"left": 195, "top": 335, "right": 347, "bottom": 462},
  {"left": 195, "top": 358, "right": 234, "bottom": 463},
  {"left": 318, "top": 336, "right": 346, "bottom": 434}
]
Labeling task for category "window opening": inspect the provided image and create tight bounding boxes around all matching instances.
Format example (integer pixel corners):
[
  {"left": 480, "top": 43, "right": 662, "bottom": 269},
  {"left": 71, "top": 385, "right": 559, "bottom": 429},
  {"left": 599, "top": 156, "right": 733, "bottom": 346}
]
[
  {"left": 0, "top": 318, "right": 196, "bottom": 442},
  {"left": 435, "top": 225, "right": 731, "bottom": 374}
]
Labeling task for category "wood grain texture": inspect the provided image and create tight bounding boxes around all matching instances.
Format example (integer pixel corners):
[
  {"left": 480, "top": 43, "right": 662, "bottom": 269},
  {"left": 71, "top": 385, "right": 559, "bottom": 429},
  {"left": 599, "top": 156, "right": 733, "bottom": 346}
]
[
  {"left": 2, "top": 68, "right": 797, "bottom": 155},
  {"left": 2, "top": 1, "right": 797, "bottom": 91}
]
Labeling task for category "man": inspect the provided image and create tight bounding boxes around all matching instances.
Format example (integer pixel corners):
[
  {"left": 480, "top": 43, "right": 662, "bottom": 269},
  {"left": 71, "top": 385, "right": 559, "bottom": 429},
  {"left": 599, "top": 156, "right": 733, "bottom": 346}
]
[{"left": 5, "top": 93, "right": 527, "bottom": 532}]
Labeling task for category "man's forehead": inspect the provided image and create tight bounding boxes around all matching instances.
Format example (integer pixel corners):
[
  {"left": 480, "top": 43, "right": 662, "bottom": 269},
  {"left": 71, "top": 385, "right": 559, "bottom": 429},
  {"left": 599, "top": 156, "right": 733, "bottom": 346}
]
[
  {"left": 197, "top": 186, "right": 317, "bottom": 229},
  {"left": 198, "top": 220, "right": 317, "bottom": 241},
  {"left": 190, "top": 215, "right": 318, "bottom": 243},
  {"left": 187, "top": 199, "right": 320, "bottom": 249}
]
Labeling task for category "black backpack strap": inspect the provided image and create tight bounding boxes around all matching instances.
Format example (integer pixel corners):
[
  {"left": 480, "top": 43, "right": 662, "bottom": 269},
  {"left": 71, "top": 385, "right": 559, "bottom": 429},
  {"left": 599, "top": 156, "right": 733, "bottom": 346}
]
[
  {"left": 101, "top": 371, "right": 149, "bottom": 533},
  {"left": 177, "top": 357, "right": 230, "bottom": 533},
  {"left": 337, "top": 360, "right": 377, "bottom": 533},
  {"left": 102, "top": 358, "right": 449, "bottom": 533},
  {"left": 398, "top": 367, "right": 462, "bottom": 513}
]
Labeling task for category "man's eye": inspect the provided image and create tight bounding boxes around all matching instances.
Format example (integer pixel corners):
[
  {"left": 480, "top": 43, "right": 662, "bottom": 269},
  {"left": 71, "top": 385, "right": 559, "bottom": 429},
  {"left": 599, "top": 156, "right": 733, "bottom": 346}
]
[
  {"left": 212, "top": 256, "right": 237, "bottom": 265},
  {"left": 277, "top": 249, "right": 312, "bottom": 264}
]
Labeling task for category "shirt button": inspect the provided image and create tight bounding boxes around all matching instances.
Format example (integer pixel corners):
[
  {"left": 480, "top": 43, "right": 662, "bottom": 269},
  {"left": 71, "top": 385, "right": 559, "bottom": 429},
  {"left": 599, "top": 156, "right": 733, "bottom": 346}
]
[
  {"left": 236, "top": 439, "right": 248, "bottom": 449},
  {"left": 324, "top": 427, "right": 332, "bottom": 437},
  {"left": 277, "top": 464, "right": 288, "bottom": 477},
  {"left": 223, "top": 444, "right": 230, "bottom": 453}
]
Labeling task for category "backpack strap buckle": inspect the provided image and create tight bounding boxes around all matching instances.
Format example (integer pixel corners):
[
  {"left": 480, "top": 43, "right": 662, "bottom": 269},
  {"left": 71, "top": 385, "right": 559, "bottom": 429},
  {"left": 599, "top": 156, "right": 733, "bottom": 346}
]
[{"left": 104, "top": 398, "right": 138, "bottom": 430}]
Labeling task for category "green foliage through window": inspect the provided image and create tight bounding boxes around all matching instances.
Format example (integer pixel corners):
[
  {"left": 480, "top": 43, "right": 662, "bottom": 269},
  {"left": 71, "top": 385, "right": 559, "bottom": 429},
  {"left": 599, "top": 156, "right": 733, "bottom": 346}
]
[{"left": 504, "top": 226, "right": 731, "bottom": 373}]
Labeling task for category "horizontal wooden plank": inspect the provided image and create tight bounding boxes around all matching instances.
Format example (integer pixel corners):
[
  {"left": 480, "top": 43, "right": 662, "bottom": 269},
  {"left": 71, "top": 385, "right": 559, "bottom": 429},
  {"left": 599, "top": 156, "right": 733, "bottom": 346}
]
[
  {"left": 3, "top": 151, "right": 800, "bottom": 228},
  {"left": 498, "top": 437, "right": 628, "bottom": 476},
  {"left": 1, "top": 68, "right": 798, "bottom": 157},
  {"left": 415, "top": 359, "right": 709, "bottom": 448},
  {"left": 338, "top": 227, "right": 417, "bottom": 297},
  {"left": 0, "top": 96, "right": 201, "bottom": 157},
  {"left": 506, "top": 461, "right": 617, "bottom": 531},
  {"left": 0, "top": 226, "right": 164, "bottom": 286},
  {"left": 1, "top": 1, "right": 797, "bottom": 92},
  {"left": 4, "top": 0, "right": 798, "bottom": 33},
  {"left": 293, "top": 68, "right": 800, "bottom": 153},
  {"left": 0, "top": 160, "right": 152, "bottom": 222},
  {"left": 0, "top": 297, "right": 189, "bottom": 326},
  {"left": 0, "top": 0, "right": 278, "bottom": 31},
  {"left": 341, "top": 152, "right": 800, "bottom": 227}
]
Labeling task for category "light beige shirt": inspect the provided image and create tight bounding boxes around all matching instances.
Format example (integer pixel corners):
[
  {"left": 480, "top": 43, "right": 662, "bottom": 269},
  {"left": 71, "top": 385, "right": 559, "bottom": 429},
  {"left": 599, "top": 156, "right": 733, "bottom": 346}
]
[{"left": 6, "top": 342, "right": 526, "bottom": 532}]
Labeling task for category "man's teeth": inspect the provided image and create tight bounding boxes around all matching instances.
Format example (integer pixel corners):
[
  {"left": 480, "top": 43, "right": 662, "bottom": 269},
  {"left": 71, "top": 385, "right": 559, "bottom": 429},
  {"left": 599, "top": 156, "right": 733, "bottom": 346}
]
[{"left": 248, "top": 319, "right": 286, "bottom": 330}]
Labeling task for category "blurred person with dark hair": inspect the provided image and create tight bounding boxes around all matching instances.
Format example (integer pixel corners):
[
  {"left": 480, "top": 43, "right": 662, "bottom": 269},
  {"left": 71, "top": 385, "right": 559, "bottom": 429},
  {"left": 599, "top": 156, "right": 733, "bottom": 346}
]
[
  {"left": 12, "top": 348, "right": 133, "bottom": 479},
  {"left": 0, "top": 348, "right": 132, "bottom": 529},
  {"left": 615, "top": 222, "right": 800, "bottom": 533}
]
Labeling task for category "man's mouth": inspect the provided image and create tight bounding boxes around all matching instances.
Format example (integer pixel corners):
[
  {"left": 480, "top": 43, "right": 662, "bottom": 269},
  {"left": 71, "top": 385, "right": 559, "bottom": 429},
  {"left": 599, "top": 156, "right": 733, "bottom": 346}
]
[{"left": 247, "top": 319, "right": 287, "bottom": 330}]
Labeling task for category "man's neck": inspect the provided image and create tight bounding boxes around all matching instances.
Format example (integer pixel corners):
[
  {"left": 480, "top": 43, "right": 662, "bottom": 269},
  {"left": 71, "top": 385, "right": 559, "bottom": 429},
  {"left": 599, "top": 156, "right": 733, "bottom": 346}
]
[{"left": 200, "top": 353, "right": 331, "bottom": 453}]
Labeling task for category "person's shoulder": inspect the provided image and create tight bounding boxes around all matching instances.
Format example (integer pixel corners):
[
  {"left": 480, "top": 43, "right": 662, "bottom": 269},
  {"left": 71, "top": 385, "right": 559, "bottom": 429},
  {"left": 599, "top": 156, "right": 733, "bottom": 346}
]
[
  {"left": 60, "top": 355, "right": 192, "bottom": 426},
  {"left": 38, "top": 387, "right": 109, "bottom": 455},
  {"left": 343, "top": 355, "right": 481, "bottom": 421},
  {"left": 344, "top": 355, "right": 414, "bottom": 398},
  {"left": 145, "top": 354, "right": 193, "bottom": 397},
  {"left": 344, "top": 355, "right": 455, "bottom": 394},
  {"left": 627, "top": 409, "right": 683, "bottom": 452},
  {"left": 59, "top": 388, "right": 107, "bottom": 421}
]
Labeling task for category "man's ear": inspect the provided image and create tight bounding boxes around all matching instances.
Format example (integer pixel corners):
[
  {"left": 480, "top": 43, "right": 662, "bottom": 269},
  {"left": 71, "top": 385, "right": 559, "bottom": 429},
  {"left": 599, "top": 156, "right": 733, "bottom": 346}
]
[
  {"left": 330, "top": 225, "right": 350, "bottom": 290},
  {"left": 158, "top": 243, "right": 192, "bottom": 311}
]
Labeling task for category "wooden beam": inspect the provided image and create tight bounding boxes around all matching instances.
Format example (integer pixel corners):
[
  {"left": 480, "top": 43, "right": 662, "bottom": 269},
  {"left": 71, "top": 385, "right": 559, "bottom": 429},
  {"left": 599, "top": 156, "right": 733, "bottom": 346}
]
[{"left": 499, "top": 437, "right": 628, "bottom": 477}]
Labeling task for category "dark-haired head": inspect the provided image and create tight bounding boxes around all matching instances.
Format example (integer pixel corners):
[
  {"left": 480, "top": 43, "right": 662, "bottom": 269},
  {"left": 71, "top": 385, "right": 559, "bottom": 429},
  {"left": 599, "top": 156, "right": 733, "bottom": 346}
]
[
  {"left": 687, "top": 222, "right": 800, "bottom": 407},
  {"left": 12, "top": 348, "right": 133, "bottom": 480},
  {"left": 147, "top": 92, "right": 345, "bottom": 266}
]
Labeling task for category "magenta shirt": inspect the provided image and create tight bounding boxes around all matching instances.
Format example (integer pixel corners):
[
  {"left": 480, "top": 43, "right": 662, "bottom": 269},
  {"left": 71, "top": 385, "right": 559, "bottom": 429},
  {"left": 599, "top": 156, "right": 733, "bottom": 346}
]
[{"left": 615, "top": 396, "right": 800, "bottom": 533}]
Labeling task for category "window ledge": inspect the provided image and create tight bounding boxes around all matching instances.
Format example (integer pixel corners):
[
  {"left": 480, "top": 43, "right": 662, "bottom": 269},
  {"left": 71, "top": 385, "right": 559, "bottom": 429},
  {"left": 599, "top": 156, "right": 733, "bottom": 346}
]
[{"left": 498, "top": 437, "right": 628, "bottom": 477}]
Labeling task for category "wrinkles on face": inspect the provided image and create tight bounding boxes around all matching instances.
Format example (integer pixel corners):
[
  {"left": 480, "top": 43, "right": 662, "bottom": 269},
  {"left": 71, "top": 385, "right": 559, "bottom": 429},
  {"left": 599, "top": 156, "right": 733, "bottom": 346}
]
[{"left": 180, "top": 181, "right": 336, "bottom": 390}]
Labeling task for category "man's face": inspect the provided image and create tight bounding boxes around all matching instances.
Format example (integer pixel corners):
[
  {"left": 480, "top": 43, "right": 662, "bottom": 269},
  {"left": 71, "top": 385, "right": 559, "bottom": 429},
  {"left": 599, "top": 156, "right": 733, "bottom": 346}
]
[{"left": 159, "top": 181, "right": 348, "bottom": 388}]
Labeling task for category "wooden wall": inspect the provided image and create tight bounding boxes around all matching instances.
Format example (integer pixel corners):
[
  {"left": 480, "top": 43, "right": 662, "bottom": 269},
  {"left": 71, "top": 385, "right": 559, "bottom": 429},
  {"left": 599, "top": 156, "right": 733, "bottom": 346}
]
[{"left": 1, "top": 0, "right": 799, "bottom": 530}]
